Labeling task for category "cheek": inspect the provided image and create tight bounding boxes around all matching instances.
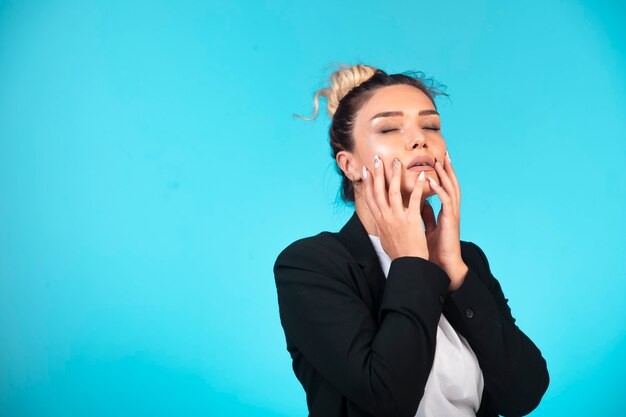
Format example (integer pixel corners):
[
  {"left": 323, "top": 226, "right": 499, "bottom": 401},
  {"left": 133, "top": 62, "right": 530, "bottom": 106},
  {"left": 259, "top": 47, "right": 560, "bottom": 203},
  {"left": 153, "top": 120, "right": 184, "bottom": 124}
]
[
  {"left": 361, "top": 138, "right": 400, "bottom": 173},
  {"left": 435, "top": 138, "right": 447, "bottom": 156},
  {"left": 375, "top": 145, "right": 405, "bottom": 183},
  {"left": 354, "top": 131, "right": 392, "bottom": 165},
  {"left": 366, "top": 136, "right": 403, "bottom": 159},
  {"left": 373, "top": 144, "right": 399, "bottom": 161}
]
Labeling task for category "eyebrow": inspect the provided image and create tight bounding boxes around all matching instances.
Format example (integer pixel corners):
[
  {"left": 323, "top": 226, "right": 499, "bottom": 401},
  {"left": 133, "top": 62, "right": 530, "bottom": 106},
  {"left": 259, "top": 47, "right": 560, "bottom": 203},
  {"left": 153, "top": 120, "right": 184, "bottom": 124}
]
[{"left": 370, "top": 109, "right": 439, "bottom": 121}]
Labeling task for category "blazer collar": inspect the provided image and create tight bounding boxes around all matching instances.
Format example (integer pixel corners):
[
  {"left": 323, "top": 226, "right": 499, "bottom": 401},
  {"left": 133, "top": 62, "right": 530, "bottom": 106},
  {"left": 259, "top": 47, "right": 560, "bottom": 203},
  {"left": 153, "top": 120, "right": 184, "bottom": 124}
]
[
  {"left": 337, "top": 210, "right": 388, "bottom": 307},
  {"left": 337, "top": 210, "right": 381, "bottom": 269}
]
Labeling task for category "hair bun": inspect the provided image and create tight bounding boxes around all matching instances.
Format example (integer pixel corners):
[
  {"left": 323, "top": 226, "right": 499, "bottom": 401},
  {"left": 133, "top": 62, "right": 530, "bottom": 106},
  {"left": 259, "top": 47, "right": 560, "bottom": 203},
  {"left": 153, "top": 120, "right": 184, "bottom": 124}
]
[{"left": 294, "top": 63, "right": 379, "bottom": 121}]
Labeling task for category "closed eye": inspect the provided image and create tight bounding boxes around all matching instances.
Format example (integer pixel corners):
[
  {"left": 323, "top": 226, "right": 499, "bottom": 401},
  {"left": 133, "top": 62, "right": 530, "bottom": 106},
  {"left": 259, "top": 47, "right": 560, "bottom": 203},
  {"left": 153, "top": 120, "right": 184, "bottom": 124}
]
[{"left": 380, "top": 127, "right": 440, "bottom": 133}]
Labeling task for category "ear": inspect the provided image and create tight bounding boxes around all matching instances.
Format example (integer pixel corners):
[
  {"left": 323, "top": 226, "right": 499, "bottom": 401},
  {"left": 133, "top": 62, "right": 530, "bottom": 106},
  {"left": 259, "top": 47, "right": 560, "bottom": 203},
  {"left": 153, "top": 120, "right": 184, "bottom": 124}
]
[{"left": 336, "top": 151, "right": 360, "bottom": 181}]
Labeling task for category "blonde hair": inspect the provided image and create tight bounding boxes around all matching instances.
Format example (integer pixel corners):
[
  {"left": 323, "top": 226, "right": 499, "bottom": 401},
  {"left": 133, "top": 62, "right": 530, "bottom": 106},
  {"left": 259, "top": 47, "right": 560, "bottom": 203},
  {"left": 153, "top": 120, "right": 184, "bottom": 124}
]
[{"left": 294, "top": 63, "right": 379, "bottom": 121}]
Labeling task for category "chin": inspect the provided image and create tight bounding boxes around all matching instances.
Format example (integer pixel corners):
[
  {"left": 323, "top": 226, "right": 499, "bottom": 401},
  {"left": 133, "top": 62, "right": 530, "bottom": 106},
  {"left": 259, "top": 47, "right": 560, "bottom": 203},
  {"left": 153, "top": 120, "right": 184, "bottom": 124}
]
[{"left": 403, "top": 180, "right": 434, "bottom": 199}]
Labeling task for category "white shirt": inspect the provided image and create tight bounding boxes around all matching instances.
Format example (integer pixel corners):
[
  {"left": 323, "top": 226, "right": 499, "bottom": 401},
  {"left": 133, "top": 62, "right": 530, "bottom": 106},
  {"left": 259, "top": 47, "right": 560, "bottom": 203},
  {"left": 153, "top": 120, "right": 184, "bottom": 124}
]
[{"left": 367, "top": 234, "right": 484, "bottom": 416}]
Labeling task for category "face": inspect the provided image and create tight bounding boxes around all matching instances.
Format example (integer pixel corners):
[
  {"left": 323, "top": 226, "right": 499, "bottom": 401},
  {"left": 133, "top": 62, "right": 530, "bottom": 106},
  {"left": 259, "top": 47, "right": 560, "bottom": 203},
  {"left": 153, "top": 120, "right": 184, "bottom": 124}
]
[{"left": 347, "top": 84, "right": 447, "bottom": 203}]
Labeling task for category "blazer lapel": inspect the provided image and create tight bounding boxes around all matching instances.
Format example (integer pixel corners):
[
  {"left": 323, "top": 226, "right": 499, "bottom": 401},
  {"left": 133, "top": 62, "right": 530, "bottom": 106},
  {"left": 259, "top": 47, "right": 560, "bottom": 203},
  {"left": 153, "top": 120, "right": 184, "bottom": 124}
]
[{"left": 336, "top": 210, "right": 388, "bottom": 312}]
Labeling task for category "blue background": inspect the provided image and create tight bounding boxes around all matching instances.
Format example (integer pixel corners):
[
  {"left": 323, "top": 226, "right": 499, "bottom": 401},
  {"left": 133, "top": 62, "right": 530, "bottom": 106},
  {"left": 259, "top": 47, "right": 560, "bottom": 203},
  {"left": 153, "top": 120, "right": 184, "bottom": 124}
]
[{"left": 1, "top": 0, "right": 625, "bottom": 415}]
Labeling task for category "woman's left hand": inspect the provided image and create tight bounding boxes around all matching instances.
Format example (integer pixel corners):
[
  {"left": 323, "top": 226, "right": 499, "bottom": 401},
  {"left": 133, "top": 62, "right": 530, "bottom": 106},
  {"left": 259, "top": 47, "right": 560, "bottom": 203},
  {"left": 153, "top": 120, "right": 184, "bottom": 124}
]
[{"left": 422, "top": 150, "right": 469, "bottom": 292}]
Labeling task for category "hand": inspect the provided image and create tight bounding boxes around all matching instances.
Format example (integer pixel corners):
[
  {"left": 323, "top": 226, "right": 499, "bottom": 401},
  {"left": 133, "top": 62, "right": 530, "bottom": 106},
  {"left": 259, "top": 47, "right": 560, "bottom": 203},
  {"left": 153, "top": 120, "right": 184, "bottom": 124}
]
[
  {"left": 422, "top": 150, "right": 468, "bottom": 290},
  {"left": 362, "top": 154, "right": 429, "bottom": 261}
]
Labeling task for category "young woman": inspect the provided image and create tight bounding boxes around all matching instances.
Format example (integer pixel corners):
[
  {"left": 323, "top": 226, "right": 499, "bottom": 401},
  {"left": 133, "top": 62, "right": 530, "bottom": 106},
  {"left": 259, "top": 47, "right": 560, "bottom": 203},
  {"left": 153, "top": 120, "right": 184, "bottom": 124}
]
[{"left": 273, "top": 64, "right": 549, "bottom": 417}]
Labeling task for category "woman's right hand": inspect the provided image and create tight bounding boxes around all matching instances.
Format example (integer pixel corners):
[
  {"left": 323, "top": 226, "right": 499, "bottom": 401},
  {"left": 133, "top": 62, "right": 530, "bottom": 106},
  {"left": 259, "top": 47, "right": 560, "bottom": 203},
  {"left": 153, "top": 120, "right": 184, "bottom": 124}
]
[{"left": 362, "top": 154, "right": 429, "bottom": 261}]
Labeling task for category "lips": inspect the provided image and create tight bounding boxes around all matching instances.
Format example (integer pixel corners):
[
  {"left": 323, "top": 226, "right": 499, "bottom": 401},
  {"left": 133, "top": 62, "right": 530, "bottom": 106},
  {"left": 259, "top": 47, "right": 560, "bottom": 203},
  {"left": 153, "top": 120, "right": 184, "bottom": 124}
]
[
  {"left": 406, "top": 155, "right": 434, "bottom": 170},
  {"left": 407, "top": 165, "right": 434, "bottom": 172}
]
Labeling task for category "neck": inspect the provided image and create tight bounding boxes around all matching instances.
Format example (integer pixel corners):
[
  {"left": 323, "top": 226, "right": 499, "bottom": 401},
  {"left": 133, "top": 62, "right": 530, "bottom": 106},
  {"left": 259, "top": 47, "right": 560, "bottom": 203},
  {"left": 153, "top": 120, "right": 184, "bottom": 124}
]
[{"left": 355, "top": 196, "right": 380, "bottom": 237}]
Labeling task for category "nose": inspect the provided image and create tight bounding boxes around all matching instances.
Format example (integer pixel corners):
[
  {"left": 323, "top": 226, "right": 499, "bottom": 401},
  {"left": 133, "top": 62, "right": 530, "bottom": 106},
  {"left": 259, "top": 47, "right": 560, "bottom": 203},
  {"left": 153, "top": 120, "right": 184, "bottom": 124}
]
[{"left": 407, "top": 132, "right": 427, "bottom": 150}]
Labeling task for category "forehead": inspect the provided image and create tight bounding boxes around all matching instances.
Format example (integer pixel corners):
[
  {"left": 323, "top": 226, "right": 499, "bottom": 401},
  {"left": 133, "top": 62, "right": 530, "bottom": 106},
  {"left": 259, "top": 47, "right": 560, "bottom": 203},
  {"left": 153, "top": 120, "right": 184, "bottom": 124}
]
[{"left": 357, "top": 84, "right": 435, "bottom": 121}]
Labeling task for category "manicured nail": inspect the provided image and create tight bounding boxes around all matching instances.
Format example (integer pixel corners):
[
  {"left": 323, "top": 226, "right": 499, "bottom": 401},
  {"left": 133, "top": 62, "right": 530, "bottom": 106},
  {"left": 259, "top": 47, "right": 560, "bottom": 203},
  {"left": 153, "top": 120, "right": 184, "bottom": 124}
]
[
  {"left": 435, "top": 159, "right": 443, "bottom": 169},
  {"left": 362, "top": 165, "right": 368, "bottom": 180},
  {"left": 418, "top": 171, "right": 425, "bottom": 181},
  {"left": 392, "top": 158, "right": 400, "bottom": 169},
  {"left": 428, "top": 177, "right": 437, "bottom": 187},
  {"left": 374, "top": 154, "right": 380, "bottom": 168},
  {"left": 446, "top": 150, "right": 451, "bottom": 162}
]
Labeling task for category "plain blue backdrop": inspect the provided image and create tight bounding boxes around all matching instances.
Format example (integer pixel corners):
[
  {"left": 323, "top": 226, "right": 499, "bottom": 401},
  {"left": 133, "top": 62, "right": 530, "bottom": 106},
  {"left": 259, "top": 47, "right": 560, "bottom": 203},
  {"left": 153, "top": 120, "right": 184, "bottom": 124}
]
[{"left": 1, "top": 0, "right": 625, "bottom": 415}]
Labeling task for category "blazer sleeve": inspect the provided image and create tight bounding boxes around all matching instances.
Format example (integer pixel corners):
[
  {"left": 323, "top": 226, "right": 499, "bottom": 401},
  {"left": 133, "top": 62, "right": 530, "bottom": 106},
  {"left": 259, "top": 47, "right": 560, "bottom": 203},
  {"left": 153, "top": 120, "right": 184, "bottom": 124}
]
[
  {"left": 442, "top": 241, "right": 550, "bottom": 417},
  {"left": 273, "top": 238, "right": 451, "bottom": 417}
]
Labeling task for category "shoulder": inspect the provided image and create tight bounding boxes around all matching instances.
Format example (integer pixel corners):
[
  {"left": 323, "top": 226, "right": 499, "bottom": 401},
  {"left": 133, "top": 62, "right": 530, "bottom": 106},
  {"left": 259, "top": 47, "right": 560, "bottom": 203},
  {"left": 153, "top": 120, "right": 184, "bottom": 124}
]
[
  {"left": 460, "top": 239, "right": 492, "bottom": 274},
  {"left": 273, "top": 231, "right": 350, "bottom": 274}
]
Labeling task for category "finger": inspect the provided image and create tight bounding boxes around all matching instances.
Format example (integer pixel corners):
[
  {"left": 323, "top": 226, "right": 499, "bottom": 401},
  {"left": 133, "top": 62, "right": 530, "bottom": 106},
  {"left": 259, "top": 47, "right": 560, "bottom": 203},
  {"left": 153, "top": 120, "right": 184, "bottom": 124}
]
[
  {"left": 434, "top": 157, "right": 458, "bottom": 209},
  {"left": 372, "top": 154, "right": 390, "bottom": 215},
  {"left": 427, "top": 175, "right": 455, "bottom": 217},
  {"left": 388, "top": 157, "right": 403, "bottom": 214},
  {"left": 444, "top": 150, "right": 461, "bottom": 203},
  {"left": 362, "top": 165, "right": 383, "bottom": 223},
  {"left": 408, "top": 170, "right": 425, "bottom": 222},
  {"left": 422, "top": 199, "right": 437, "bottom": 234}
]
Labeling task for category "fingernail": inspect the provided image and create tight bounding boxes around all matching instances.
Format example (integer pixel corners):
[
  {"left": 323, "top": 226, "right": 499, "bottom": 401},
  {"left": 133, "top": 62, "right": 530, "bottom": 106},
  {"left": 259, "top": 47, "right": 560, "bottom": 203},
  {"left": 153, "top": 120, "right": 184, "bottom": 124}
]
[
  {"left": 392, "top": 158, "right": 400, "bottom": 170},
  {"left": 418, "top": 171, "right": 425, "bottom": 181},
  {"left": 428, "top": 177, "right": 437, "bottom": 187},
  {"left": 435, "top": 159, "right": 443, "bottom": 169},
  {"left": 446, "top": 150, "right": 451, "bottom": 162},
  {"left": 362, "top": 165, "right": 368, "bottom": 180},
  {"left": 374, "top": 154, "right": 380, "bottom": 168}
]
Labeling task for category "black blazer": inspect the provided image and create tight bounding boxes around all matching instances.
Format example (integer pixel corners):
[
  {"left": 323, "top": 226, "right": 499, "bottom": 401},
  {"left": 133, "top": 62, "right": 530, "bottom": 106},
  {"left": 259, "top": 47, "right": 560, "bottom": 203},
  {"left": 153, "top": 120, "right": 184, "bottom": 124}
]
[{"left": 273, "top": 210, "right": 549, "bottom": 417}]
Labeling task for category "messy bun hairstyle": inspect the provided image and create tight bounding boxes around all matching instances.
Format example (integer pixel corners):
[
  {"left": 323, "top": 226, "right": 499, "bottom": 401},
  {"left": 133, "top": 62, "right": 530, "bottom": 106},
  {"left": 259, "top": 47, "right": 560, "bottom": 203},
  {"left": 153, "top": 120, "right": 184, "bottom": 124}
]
[{"left": 294, "top": 63, "right": 449, "bottom": 206}]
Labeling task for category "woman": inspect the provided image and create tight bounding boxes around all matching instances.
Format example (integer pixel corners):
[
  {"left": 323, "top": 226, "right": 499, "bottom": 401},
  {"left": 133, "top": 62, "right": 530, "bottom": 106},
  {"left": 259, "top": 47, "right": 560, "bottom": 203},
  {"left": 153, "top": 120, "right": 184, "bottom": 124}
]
[{"left": 273, "top": 64, "right": 549, "bottom": 417}]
